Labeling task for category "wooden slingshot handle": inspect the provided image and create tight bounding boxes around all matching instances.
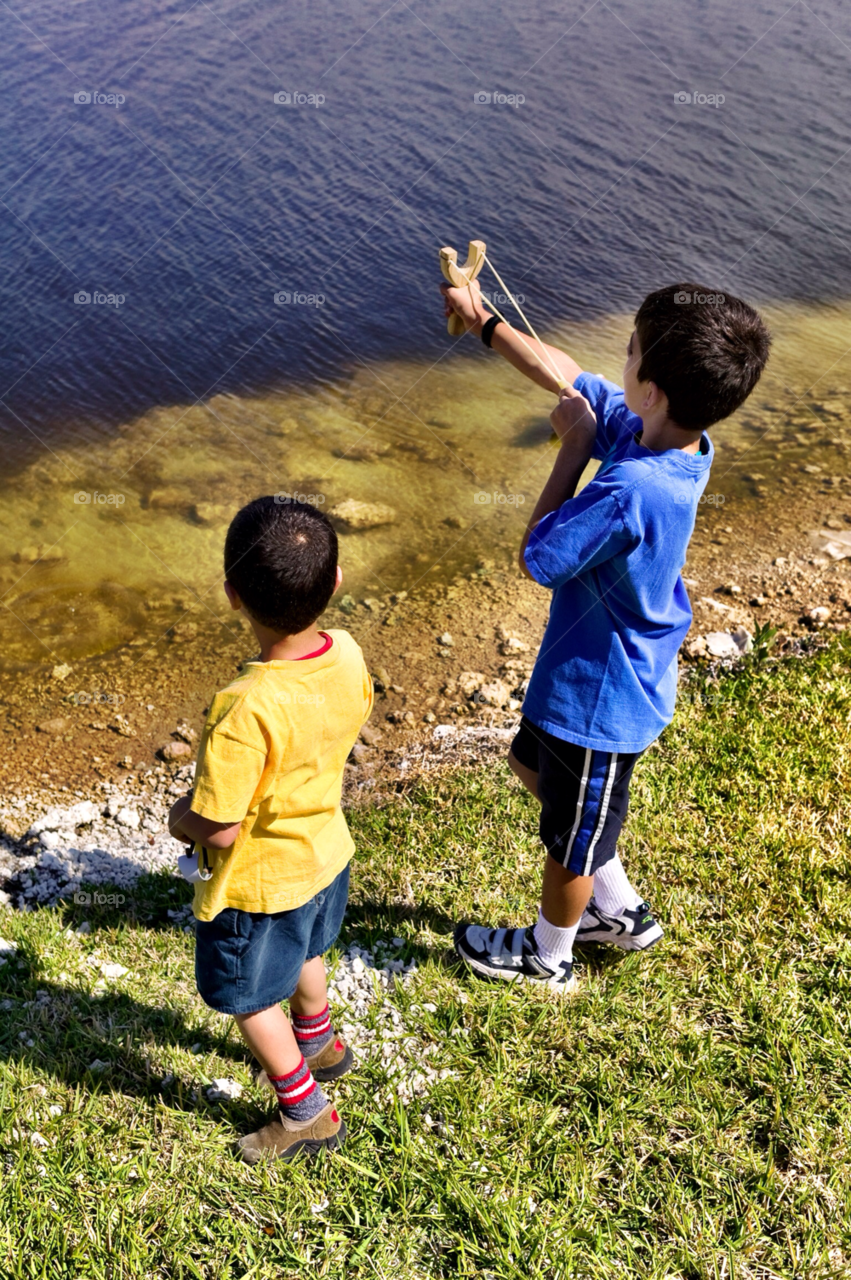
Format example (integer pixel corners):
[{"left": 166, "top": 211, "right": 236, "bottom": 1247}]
[{"left": 439, "top": 239, "right": 486, "bottom": 336}]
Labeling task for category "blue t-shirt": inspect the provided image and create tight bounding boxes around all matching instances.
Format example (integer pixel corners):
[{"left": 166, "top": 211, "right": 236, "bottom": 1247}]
[{"left": 522, "top": 372, "right": 714, "bottom": 753}]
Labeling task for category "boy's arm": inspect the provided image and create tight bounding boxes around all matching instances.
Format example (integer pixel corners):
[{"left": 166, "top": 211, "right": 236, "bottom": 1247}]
[
  {"left": 518, "top": 392, "right": 598, "bottom": 578},
  {"left": 440, "top": 278, "right": 583, "bottom": 393},
  {"left": 168, "top": 792, "right": 244, "bottom": 850}
]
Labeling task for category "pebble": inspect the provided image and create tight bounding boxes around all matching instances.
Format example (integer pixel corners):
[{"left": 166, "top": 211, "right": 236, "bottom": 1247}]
[
  {"left": 206, "top": 1078, "right": 243, "bottom": 1102},
  {"left": 36, "top": 718, "right": 70, "bottom": 736}
]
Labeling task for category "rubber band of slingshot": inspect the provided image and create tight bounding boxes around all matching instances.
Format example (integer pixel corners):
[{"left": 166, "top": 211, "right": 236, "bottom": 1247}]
[
  {"left": 482, "top": 254, "right": 566, "bottom": 390},
  {"left": 448, "top": 256, "right": 565, "bottom": 392}
]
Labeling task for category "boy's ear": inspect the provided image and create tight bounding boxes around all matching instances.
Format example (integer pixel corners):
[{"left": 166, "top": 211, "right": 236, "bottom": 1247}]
[
  {"left": 223, "top": 580, "right": 241, "bottom": 611},
  {"left": 332, "top": 565, "right": 343, "bottom": 593},
  {"left": 642, "top": 380, "right": 668, "bottom": 414}
]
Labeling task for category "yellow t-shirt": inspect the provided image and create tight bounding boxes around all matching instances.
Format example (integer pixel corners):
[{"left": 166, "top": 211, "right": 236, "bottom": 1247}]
[{"left": 190, "top": 629, "right": 373, "bottom": 921}]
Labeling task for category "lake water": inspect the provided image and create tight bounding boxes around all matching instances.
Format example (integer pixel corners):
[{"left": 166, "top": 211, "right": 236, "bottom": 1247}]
[{"left": 1, "top": 0, "right": 850, "bottom": 667}]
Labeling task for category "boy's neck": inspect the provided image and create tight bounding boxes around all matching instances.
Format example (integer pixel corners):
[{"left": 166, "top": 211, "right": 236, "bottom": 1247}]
[
  {"left": 638, "top": 414, "right": 704, "bottom": 454},
  {"left": 247, "top": 618, "right": 328, "bottom": 663}
]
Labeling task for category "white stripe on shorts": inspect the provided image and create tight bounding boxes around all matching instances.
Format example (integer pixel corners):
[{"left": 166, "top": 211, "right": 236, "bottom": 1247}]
[
  {"left": 582, "top": 752, "right": 618, "bottom": 877},
  {"left": 562, "top": 747, "right": 592, "bottom": 866}
]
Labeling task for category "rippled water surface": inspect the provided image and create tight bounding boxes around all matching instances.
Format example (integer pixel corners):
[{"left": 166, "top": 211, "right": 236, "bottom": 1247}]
[{"left": 1, "top": 0, "right": 850, "bottom": 665}]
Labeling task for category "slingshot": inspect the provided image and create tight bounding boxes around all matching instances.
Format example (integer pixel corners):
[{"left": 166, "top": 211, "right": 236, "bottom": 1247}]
[{"left": 439, "top": 238, "right": 567, "bottom": 391}]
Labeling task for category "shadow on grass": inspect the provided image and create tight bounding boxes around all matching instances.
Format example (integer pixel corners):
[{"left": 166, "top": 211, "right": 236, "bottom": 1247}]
[{"left": 0, "top": 877, "right": 274, "bottom": 1130}]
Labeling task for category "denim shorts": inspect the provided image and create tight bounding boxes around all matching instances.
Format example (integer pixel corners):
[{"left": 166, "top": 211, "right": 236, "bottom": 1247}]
[{"left": 194, "top": 863, "right": 350, "bottom": 1015}]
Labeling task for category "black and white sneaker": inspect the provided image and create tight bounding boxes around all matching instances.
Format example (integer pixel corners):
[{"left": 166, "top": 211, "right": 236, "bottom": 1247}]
[
  {"left": 576, "top": 899, "right": 663, "bottom": 951},
  {"left": 453, "top": 923, "right": 575, "bottom": 992}
]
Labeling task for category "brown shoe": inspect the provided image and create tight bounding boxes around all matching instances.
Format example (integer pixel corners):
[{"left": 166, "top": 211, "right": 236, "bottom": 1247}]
[
  {"left": 237, "top": 1101, "right": 346, "bottom": 1165},
  {"left": 254, "top": 1036, "right": 354, "bottom": 1090}
]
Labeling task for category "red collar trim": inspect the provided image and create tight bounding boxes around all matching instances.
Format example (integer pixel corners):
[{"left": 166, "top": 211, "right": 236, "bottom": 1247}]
[{"left": 295, "top": 631, "right": 333, "bottom": 660}]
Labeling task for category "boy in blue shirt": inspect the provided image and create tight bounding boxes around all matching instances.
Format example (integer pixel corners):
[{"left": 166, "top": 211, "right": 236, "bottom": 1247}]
[{"left": 441, "top": 280, "right": 771, "bottom": 991}]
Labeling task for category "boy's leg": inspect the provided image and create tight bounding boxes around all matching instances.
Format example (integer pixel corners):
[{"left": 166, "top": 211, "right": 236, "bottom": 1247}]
[
  {"left": 508, "top": 748, "right": 539, "bottom": 800},
  {"left": 575, "top": 852, "right": 663, "bottom": 950},
  {"left": 236, "top": 1005, "right": 327, "bottom": 1120},
  {"left": 235, "top": 1003, "right": 343, "bottom": 1165},
  {"left": 456, "top": 720, "right": 652, "bottom": 988},
  {"left": 591, "top": 853, "right": 643, "bottom": 915},
  {"left": 288, "top": 955, "right": 353, "bottom": 1080}
]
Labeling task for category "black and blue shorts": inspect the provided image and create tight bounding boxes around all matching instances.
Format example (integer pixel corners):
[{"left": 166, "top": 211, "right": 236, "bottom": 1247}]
[{"left": 510, "top": 716, "right": 642, "bottom": 877}]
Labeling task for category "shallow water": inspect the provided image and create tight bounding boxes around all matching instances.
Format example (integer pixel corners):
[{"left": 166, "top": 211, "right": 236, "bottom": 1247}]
[{"left": 1, "top": 299, "right": 849, "bottom": 669}]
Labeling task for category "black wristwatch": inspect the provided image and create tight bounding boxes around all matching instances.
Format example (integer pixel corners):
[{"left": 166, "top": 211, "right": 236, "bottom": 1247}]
[{"left": 481, "top": 316, "right": 503, "bottom": 348}]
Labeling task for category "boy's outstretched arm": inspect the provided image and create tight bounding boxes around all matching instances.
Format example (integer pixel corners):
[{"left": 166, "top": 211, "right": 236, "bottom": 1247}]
[
  {"left": 440, "top": 278, "right": 583, "bottom": 393},
  {"left": 519, "top": 392, "right": 598, "bottom": 578}
]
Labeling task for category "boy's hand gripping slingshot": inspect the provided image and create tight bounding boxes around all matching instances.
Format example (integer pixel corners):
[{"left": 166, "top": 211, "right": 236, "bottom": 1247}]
[{"left": 439, "top": 237, "right": 568, "bottom": 392}]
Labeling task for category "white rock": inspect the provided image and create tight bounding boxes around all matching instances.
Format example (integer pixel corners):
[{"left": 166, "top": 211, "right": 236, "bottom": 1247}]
[
  {"left": 30, "top": 1132, "right": 49, "bottom": 1149},
  {"left": 206, "top": 1078, "right": 243, "bottom": 1102},
  {"left": 699, "top": 596, "right": 731, "bottom": 614},
  {"left": 457, "top": 671, "right": 485, "bottom": 698},
  {"left": 0, "top": 938, "right": 18, "bottom": 954},
  {"left": 475, "top": 680, "right": 511, "bottom": 708},
  {"left": 100, "top": 963, "right": 128, "bottom": 979},
  {"left": 115, "top": 808, "right": 140, "bottom": 830},
  {"left": 705, "top": 631, "right": 742, "bottom": 659}
]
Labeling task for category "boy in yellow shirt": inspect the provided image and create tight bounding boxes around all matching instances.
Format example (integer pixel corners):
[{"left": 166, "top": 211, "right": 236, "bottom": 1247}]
[{"left": 168, "top": 496, "right": 373, "bottom": 1164}]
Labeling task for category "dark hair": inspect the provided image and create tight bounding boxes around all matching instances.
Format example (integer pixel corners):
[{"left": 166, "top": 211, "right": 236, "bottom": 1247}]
[
  {"left": 634, "top": 284, "right": 771, "bottom": 430},
  {"left": 224, "top": 496, "right": 338, "bottom": 635}
]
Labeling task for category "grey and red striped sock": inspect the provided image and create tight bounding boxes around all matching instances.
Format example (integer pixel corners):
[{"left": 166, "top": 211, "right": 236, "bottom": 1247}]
[
  {"left": 291, "top": 1003, "right": 334, "bottom": 1058},
  {"left": 267, "top": 1056, "right": 328, "bottom": 1122}
]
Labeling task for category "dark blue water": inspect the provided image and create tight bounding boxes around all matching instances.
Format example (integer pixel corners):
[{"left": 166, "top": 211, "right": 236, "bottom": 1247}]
[{"left": 1, "top": 0, "right": 850, "bottom": 458}]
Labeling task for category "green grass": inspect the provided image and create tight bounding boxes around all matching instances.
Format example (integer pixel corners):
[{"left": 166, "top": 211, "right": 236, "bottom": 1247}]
[{"left": 1, "top": 638, "right": 850, "bottom": 1279}]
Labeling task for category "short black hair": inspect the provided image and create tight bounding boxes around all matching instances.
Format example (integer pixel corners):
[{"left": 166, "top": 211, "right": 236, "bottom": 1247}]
[
  {"left": 634, "top": 284, "right": 771, "bottom": 430},
  {"left": 224, "top": 496, "right": 338, "bottom": 635}
]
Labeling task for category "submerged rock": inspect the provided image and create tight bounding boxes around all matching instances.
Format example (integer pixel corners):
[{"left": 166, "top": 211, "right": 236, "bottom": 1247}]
[{"left": 328, "top": 499, "right": 397, "bottom": 531}]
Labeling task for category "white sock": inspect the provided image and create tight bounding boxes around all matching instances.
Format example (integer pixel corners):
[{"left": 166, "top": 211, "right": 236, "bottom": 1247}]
[
  {"left": 533, "top": 908, "right": 580, "bottom": 967},
  {"left": 593, "top": 855, "right": 643, "bottom": 916}
]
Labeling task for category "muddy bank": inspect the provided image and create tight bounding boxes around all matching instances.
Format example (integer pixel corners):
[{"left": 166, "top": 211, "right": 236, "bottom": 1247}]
[{"left": 0, "top": 439, "right": 849, "bottom": 826}]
